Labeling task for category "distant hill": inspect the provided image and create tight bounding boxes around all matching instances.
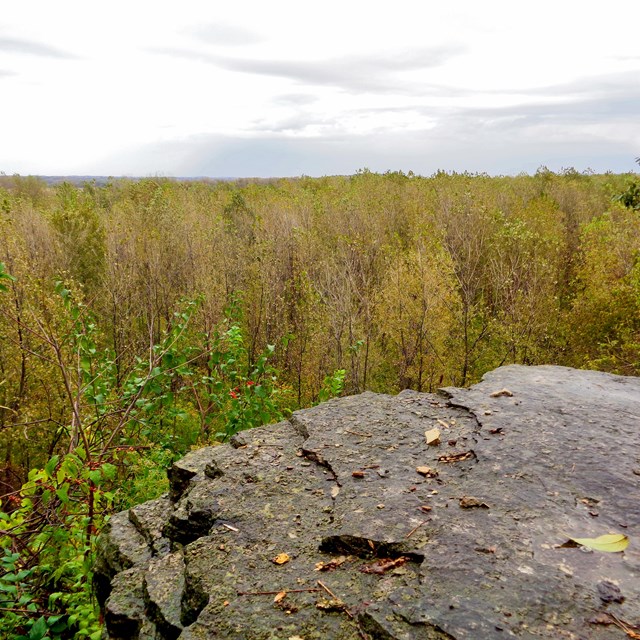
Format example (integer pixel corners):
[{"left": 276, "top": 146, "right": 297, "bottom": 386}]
[{"left": 35, "top": 176, "right": 238, "bottom": 186}]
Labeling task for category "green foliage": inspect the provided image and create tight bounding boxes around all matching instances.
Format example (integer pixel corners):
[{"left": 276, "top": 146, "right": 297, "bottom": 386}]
[
  {"left": 613, "top": 179, "right": 640, "bottom": 211},
  {"left": 0, "top": 453, "right": 108, "bottom": 639},
  {"left": 317, "top": 369, "right": 346, "bottom": 404},
  {"left": 192, "top": 303, "right": 285, "bottom": 441},
  {"left": 0, "top": 261, "right": 16, "bottom": 292}
]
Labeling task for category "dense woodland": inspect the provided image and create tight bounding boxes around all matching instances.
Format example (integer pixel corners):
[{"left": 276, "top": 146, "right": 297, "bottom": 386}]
[{"left": 0, "top": 168, "right": 639, "bottom": 638}]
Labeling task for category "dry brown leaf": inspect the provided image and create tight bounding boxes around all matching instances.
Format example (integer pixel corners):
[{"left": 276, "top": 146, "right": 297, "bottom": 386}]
[
  {"left": 438, "top": 451, "right": 474, "bottom": 463},
  {"left": 459, "top": 496, "right": 489, "bottom": 509},
  {"left": 416, "top": 466, "right": 438, "bottom": 478},
  {"left": 351, "top": 470, "right": 365, "bottom": 478},
  {"left": 490, "top": 388, "right": 513, "bottom": 397},
  {"left": 425, "top": 428, "right": 441, "bottom": 445},
  {"left": 274, "top": 591, "right": 287, "bottom": 603},
  {"left": 316, "top": 598, "right": 346, "bottom": 612},
  {"left": 330, "top": 485, "right": 340, "bottom": 498},
  {"left": 360, "top": 557, "right": 408, "bottom": 575},
  {"left": 315, "top": 556, "right": 349, "bottom": 572},
  {"left": 418, "top": 505, "right": 432, "bottom": 513},
  {"left": 272, "top": 553, "right": 291, "bottom": 565}
]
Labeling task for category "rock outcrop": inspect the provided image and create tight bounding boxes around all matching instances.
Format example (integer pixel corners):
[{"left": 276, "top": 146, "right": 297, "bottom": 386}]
[{"left": 95, "top": 365, "right": 640, "bottom": 639}]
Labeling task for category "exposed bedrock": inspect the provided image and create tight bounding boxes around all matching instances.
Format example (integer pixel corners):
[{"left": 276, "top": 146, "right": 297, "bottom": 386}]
[{"left": 95, "top": 365, "right": 640, "bottom": 639}]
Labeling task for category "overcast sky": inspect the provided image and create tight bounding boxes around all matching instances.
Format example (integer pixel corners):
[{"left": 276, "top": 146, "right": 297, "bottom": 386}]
[{"left": 1, "top": 1, "right": 639, "bottom": 177}]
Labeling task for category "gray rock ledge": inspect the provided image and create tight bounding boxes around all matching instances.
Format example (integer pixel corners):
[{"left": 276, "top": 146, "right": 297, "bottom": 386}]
[{"left": 95, "top": 365, "right": 640, "bottom": 639}]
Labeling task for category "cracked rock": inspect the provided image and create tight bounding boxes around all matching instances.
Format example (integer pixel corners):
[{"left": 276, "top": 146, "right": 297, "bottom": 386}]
[{"left": 96, "top": 365, "right": 640, "bottom": 639}]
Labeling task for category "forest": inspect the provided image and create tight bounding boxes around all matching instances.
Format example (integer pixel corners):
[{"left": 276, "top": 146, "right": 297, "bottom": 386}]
[{"left": 0, "top": 168, "right": 639, "bottom": 638}]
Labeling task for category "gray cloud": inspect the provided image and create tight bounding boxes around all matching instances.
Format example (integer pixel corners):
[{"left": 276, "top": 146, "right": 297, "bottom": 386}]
[
  {"left": 524, "top": 69, "right": 640, "bottom": 100},
  {"left": 446, "top": 71, "right": 640, "bottom": 133},
  {"left": 149, "top": 44, "right": 466, "bottom": 94},
  {"left": 0, "top": 36, "right": 78, "bottom": 59},
  {"left": 94, "top": 126, "right": 638, "bottom": 179},
  {"left": 187, "top": 23, "right": 264, "bottom": 46},
  {"left": 272, "top": 93, "right": 318, "bottom": 106}
]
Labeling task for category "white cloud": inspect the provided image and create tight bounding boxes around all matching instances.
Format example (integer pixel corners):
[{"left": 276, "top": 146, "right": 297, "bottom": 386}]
[{"left": 1, "top": 0, "right": 639, "bottom": 176}]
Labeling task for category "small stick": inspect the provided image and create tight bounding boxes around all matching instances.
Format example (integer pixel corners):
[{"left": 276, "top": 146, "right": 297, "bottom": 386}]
[
  {"left": 405, "top": 519, "right": 429, "bottom": 539},
  {"left": 317, "top": 581, "right": 344, "bottom": 605},
  {"left": 608, "top": 613, "right": 640, "bottom": 639},
  {"left": 237, "top": 587, "right": 320, "bottom": 596}
]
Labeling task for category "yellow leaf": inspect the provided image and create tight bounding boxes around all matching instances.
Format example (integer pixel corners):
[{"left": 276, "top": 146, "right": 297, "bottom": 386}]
[
  {"left": 274, "top": 591, "right": 287, "bottom": 603},
  {"left": 567, "top": 533, "right": 629, "bottom": 553},
  {"left": 272, "top": 553, "right": 291, "bottom": 565},
  {"left": 425, "top": 428, "right": 441, "bottom": 445}
]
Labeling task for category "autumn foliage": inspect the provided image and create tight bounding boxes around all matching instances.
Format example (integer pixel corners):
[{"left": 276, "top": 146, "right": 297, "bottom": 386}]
[{"left": 0, "top": 168, "right": 638, "bottom": 635}]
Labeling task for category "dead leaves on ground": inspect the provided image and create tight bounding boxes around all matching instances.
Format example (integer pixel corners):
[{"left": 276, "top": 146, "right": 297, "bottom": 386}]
[
  {"left": 459, "top": 496, "right": 489, "bottom": 509},
  {"left": 315, "top": 556, "right": 350, "bottom": 572},
  {"left": 359, "top": 556, "right": 409, "bottom": 575},
  {"left": 490, "top": 388, "right": 513, "bottom": 397},
  {"left": 272, "top": 553, "right": 291, "bottom": 565},
  {"left": 590, "top": 612, "right": 640, "bottom": 639},
  {"left": 438, "top": 451, "right": 475, "bottom": 463},
  {"left": 425, "top": 428, "right": 441, "bottom": 445},
  {"left": 416, "top": 466, "right": 438, "bottom": 478}
]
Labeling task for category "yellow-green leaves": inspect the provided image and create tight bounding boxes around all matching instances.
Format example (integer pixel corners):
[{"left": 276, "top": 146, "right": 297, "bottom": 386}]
[
  {"left": 565, "top": 533, "right": 629, "bottom": 553},
  {"left": 0, "top": 261, "right": 16, "bottom": 293}
]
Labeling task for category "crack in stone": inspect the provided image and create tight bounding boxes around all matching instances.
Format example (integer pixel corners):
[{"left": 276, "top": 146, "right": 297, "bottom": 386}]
[{"left": 319, "top": 535, "right": 424, "bottom": 563}]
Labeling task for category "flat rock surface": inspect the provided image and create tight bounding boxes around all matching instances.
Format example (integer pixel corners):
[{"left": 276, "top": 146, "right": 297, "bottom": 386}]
[{"left": 95, "top": 365, "right": 640, "bottom": 639}]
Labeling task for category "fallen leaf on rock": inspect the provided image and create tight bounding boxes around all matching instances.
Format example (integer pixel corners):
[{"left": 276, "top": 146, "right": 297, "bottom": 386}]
[
  {"left": 272, "top": 553, "right": 291, "bottom": 565},
  {"left": 488, "top": 427, "right": 503, "bottom": 435},
  {"left": 562, "top": 533, "right": 629, "bottom": 553},
  {"left": 418, "top": 505, "right": 432, "bottom": 513},
  {"left": 274, "top": 591, "right": 287, "bottom": 603},
  {"left": 474, "top": 546, "right": 496, "bottom": 554},
  {"left": 590, "top": 613, "right": 640, "bottom": 639},
  {"left": 490, "top": 388, "right": 513, "bottom": 397},
  {"left": 459, "top": 496, "right": 489, "bottom": 509},
  {"left": 316, "top": 598, "right": 346, "bottom": 612},
  {"left": 315, "top": 556, "right": 349, "bottom": 572},
  {"left": 331, "top": 485, "right": 340, "bottom": 498},
  {"left": 437, "top": 419, "right": 449, "bottom": 429},
  {"left": 360, "top": 557, "right": 408, "bottom": 574},
  {"left": 351, "top": 470, "right": 365, "bottom": 478},
  {"left": 425, "top": 428, "right": 441, "bottom": 445},
  {"left": 438, "top": 451, "right": 474, "bottom": 463},
  {"left": 416, "top": 466, "right": 438, "bottom": 478},
  {"left": 597, "top": 580, "right": 625, "bottom": 604},
  {"left": 589, "top": 613, "right": 614, "bottom": 626}
]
